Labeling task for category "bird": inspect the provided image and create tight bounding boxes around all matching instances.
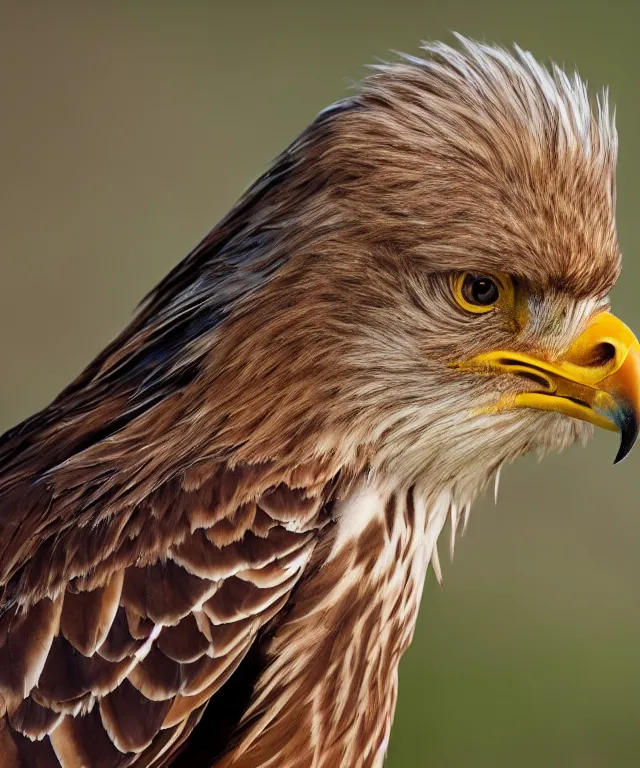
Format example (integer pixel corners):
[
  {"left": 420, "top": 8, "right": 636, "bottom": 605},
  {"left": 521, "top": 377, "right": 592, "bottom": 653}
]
[{"left": 0, "top": 34, "right": 638, "bottom": 768}]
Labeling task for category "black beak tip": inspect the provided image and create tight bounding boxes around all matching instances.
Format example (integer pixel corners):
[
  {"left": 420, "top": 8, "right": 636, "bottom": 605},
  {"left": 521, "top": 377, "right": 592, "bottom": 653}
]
[{"left": 613, "top": 406, "right": 639, "bottom": 464}]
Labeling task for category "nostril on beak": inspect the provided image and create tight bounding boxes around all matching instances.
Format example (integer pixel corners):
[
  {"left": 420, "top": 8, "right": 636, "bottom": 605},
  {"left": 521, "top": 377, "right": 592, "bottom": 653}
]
[
  {"left": 566, "top": 341, "right": 620, "bottom": 371},
  {"left": 585, "top": 342, "right": 617, "bottom": 367}
]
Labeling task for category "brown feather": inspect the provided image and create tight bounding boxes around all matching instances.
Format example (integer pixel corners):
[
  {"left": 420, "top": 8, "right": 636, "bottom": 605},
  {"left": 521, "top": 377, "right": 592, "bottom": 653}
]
[
  {"left": 36, "top": 635, "right": 132, "bottom": 704},
  {"left": 0, "top": 720, "right": 20, "bottom": 767},
  {"left": 97, "top": 608, "right": 146, "bottom": 662},
  {"left": 8, "top": 698, "right": 62, "bottom": 741},
  {"left": 99, "top": 679, "right": 174, "bottom": 753},
  {"left": 7, "top": 730, "right": 60, "bottom": 768},
  {"left": 49, "top": 709, "right": 136, "bottom": 768},
  {"left": 155, "top": 615, "right": 210, "bottom": 664},
  {"left": 0, "top": 596, "right": 64, "bottom": 707},
  {"left": 127, "top": 647, "right": 182, "bottom": 702},
  {"left": 60, "top": 571, "right": 124, "bottom": 657},
  {"left": 121, "top": 561, "right": 218, "bottom": 627}
]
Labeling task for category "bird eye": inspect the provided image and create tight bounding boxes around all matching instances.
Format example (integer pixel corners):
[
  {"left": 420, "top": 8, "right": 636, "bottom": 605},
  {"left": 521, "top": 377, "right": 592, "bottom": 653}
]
[
  {"left": 463, "top": 274, "right": 499, "bottom": 305},
  {"left": 453, "top": 272, "right": 504, "bottom": 314}
]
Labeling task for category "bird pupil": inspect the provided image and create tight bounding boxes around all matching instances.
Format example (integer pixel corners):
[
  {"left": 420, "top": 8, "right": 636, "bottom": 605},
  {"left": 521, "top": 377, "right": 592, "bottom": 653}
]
[{"left": 466, "top": 275, "right": 498, "bottom": 305}]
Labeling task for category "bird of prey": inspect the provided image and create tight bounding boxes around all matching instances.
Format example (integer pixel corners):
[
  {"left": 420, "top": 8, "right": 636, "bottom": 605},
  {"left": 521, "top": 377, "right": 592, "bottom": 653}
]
[{"left": 0, "top": 36, "right": 638, "bottom": 768}]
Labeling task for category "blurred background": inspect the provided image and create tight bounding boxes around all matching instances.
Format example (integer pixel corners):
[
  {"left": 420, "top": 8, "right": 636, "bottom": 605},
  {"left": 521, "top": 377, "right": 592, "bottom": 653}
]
[{"left": 1, "top": 1, "right": 639, "bottom": 765}]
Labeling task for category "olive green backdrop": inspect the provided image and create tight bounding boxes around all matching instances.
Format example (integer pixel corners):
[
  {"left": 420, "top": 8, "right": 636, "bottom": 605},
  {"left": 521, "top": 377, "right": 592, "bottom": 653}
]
[{"left": 1, "top": 2, "right": 639, "bottom": 766}]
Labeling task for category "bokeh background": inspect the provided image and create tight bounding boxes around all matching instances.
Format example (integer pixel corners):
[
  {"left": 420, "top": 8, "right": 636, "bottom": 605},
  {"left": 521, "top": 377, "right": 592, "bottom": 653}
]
[{"left": 1, "top": 2, "right": 640, "bottom": 766}]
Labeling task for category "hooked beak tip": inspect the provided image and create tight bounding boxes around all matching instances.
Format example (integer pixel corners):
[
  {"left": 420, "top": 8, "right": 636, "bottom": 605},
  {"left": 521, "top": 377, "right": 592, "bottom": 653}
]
[{"left": 612, "top": 404, "right": 639, "bottom": 464}]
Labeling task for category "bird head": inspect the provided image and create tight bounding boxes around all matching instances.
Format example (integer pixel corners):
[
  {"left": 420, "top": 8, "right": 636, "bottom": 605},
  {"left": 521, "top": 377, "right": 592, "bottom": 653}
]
[{"left": 134, "top": 39, "right": 639, "bottom": 511}]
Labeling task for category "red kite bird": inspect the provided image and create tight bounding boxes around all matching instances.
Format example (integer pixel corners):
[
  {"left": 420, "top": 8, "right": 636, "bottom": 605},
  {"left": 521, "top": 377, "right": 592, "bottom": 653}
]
[{"left": 0, "top": 37, "right": 638, "bottom": 767}]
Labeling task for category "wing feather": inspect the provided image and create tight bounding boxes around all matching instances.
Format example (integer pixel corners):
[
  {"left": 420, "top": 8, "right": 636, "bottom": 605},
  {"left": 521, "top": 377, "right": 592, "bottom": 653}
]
[
  {"left": 0, "top": 465, "right": 335, "bottom": 766},
  {"left": 60, "top": 570, "right": 124, "bottom": 656},
  {"left": 7, "top": 697, "right": 63, "bottom": 741},
  {"left": 154, "top": 614, "right": 210, "bottom": 664},
  {"left": 0, "top": 123, "right": 361, "bottom": 765},
  {"left": 0, "top": 595, "right": 64, "bottom": 707}
]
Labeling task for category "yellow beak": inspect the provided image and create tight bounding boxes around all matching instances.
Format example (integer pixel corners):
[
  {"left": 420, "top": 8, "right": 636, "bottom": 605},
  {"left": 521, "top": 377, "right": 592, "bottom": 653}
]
[{"left": 456, "top": 312, "right": 640, "bottom": 463}]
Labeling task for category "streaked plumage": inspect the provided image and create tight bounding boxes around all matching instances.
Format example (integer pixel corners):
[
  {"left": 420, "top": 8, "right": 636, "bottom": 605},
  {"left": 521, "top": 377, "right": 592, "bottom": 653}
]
[{"left": 0, "top": 36, "right": 637, "bottom": 767}]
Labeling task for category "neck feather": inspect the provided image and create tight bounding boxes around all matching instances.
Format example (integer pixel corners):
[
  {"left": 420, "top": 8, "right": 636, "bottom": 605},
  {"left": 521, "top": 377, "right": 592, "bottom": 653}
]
[{"left": 219, "top": 478, "right": 456, "bottom": 768}]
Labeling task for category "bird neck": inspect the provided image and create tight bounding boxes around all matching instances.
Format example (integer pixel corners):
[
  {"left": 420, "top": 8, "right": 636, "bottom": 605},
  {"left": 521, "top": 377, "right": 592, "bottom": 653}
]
[{"left": 219, "top": 480, "right": 453, "bottom": 767}]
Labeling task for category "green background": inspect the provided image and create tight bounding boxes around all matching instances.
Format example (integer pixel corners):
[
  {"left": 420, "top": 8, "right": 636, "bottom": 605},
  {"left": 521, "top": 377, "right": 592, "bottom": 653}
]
[{"left": 1, "top": 2, "right": 639, "bottom": 766}]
